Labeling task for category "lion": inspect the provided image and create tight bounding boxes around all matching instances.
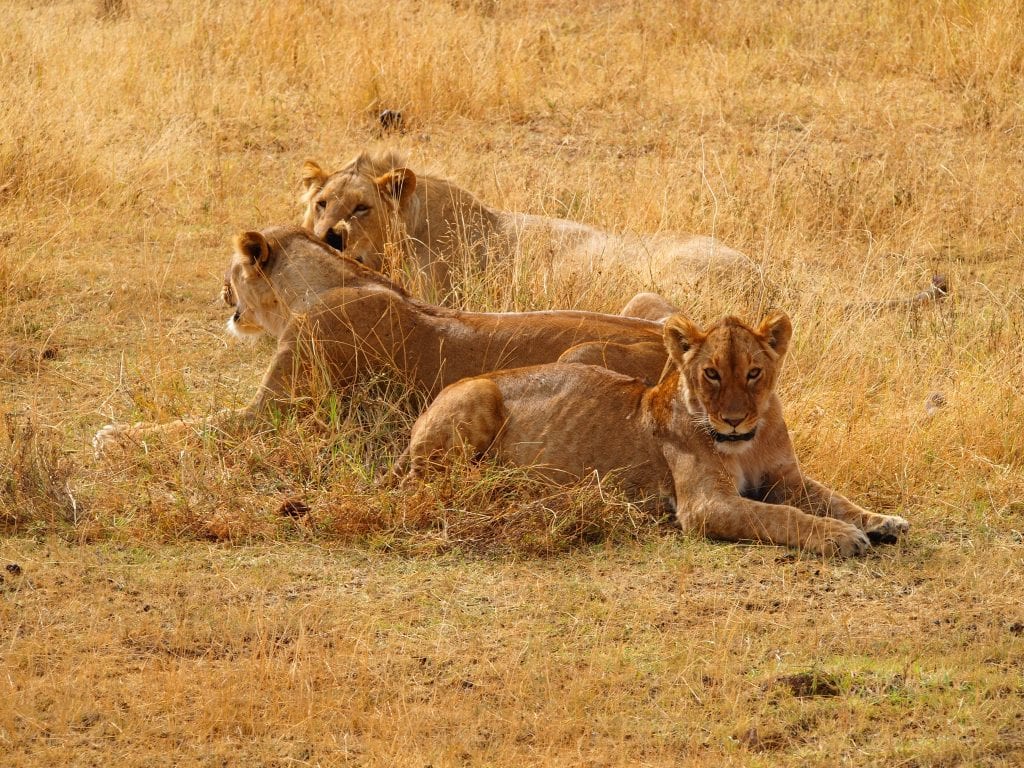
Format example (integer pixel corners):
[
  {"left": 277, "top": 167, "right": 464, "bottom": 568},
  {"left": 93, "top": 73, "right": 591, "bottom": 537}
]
[
  {"left": 617, "top": 291, "right": 679, "bottom": 322},
  {"left": 93, "top": 226, "right": 668, "bottom": 453},
  {"left": 398, "top": 312, "right": 910, "bottom": 557},
  {"left": 300, "top": 151, "right": 755, "bottom": 303},
  {"left": 300, "top": 150, "right": 504, "bottom": 303}
]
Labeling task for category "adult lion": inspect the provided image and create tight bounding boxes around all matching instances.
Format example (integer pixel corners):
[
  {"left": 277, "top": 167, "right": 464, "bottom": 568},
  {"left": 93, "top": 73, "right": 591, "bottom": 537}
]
[
  {"left": 300, "top": 151, "right": 754, "bottom": 303},
  {"left": 93, "top": 226, "right": 667, "bottom": 452},
  {"left": 399, "top": 313, "right": 910, "bottom": 556}
]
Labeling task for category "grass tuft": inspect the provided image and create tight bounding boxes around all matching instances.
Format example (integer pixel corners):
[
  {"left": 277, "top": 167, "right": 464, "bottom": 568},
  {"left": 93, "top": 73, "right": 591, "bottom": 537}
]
[{"left": 0, "top": 413, "right": 79, "bottom": 533}]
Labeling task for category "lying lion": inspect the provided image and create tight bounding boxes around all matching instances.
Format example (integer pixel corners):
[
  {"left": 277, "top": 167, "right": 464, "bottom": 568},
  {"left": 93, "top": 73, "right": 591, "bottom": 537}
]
[
  {"left": 94, "top": 226, "right": 667, "bottom": 452},
  {"left": 300, "top": 151, "right": 754, "bottom": 303},
  {"left": 398, "top": 312, "right": 909, "bottom": 556}
]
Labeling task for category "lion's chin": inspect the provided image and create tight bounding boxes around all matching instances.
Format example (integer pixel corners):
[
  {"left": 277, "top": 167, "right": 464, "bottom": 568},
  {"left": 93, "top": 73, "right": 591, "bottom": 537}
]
[
  {"left": 713, "top": 438, "right": 757, "bottom": 455},
  {"left": 226, "top": 317, "right": 263, "bottom": 340}
]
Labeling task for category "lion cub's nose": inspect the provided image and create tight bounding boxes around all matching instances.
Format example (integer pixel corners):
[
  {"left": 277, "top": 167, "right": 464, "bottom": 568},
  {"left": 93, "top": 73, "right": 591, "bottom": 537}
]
[{"left": 723, "top": 416, "right": 744, "bottom": 428}]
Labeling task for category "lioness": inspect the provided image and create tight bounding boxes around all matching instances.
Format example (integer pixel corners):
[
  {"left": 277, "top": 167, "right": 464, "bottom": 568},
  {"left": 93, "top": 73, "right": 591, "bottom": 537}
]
[
  {"left": 94, "top": 226, "right": 667, "bottom": 452},
  {"left": 618, "top": 291, "right": 679, "bottom": 322},
  {"left": 399, "top": 313, "right": 909, "bottom": 556},
  {"left": 300, "top": 151, "right": 754, "bottom": 303}
]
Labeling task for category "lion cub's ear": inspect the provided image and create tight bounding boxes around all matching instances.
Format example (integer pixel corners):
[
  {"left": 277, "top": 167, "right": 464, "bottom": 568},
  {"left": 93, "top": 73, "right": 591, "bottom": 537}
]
[
  {"left": 234, "top": 231, "right": 271, "bottom": 268},
  {"left": 300, "top": 160, "right": 328, "bottom": 201},
  {"left": 758, "top": 312, "right": 792, "bottom": 358},
  {"left": 375, "top": 168, "right": 417, "bottom": 206},
  {"left": 663, "top": 314, "right": 705, "bottom": 366}
]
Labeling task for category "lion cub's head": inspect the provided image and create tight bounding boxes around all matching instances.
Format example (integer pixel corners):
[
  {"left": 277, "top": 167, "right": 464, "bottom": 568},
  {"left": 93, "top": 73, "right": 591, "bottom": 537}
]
[
  {"left": 663, "top": 312, "right": 792, "bottom": 453},
  {"left": 300, "top": 151, "right": 417, "bottom": 273},
  {"left": 222, "top": 225, "right": 393, "bottom": 340}
]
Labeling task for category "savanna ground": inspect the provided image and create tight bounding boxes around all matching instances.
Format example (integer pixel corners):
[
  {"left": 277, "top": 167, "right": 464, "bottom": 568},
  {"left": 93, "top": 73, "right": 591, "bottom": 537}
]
[{"left": 2, "top": 0, "right": 1023, "bottom": 764}]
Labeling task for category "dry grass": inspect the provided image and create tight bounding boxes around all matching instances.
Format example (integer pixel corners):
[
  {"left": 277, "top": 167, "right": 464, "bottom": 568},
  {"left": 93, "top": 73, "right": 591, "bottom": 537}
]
[{"left": 2, "top": 0, "right": 1023, "bottom": 764}]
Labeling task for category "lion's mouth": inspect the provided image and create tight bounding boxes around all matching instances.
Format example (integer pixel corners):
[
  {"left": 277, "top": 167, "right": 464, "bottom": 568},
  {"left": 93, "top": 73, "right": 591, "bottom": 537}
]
[
  {"left": 324, "top": 228, "right": 346, "bottom": 251},
  {"left": 710, "top": 428, "right": 757, "bottom": 443}
]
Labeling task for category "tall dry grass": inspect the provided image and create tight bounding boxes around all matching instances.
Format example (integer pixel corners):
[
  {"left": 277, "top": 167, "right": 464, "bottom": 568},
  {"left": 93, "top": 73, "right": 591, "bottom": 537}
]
[{"left": 2, "top": 0, "right": 1023, "bottom": 764}]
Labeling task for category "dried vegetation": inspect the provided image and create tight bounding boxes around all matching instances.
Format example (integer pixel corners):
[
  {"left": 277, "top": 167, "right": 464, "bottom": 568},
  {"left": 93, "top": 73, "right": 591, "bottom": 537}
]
[{"left": 1, "top": 0, "right": 1023, "bottom": 764}]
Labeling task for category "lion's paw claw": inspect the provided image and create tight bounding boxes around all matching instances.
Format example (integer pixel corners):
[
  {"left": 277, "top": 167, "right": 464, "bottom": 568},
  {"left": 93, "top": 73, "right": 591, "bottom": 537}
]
[{"left": 864, "top": 514, "right": 910, "bottom": 545}]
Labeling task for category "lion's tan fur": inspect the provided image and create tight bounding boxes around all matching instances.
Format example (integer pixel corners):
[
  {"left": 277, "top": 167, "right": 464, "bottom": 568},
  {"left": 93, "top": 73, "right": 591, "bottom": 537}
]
[
  {"left": 618, "top": 291, "right": 679, "bottom": 322},
  {"left": 300, "top": 151, "right": 755, "bottom": 303},
  {"left": 300, "top": 151, "right": 505, "bottom": 303},
  {"left": 402, "top": 313, "right": 910, "bottom": 556},
  {"left": 94, "top": 226, "right": 667, "bottom": 452}
]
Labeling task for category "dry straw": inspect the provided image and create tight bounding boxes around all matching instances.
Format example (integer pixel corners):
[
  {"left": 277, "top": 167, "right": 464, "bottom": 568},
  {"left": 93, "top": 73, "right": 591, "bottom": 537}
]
[{"left": 2, "top": 0, "right": 1023, "bottom": 763}]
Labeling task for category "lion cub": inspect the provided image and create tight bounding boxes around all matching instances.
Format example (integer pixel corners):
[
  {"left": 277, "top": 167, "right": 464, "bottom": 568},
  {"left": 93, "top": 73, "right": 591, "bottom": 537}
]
[{"left": 400, "top": 313, "right": 909, "bottom": 557}]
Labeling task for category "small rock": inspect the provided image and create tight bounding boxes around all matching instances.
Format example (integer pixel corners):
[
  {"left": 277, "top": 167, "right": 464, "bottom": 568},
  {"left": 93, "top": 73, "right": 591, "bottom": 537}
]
[
  {"left": 379, "top": 109, "right": 404, "bottom": 133},
  {"left": 277, "top": 499, "right": 310, "bottom": 518},
  {"left": 5, "top": 563, "right": 22, "bottom": 576},
  {"left": 924, "top": 391, "right": 946, "bottom": 417},
  {"left": 1009, "top": 622, "right": 1024, "bottom": 637}
]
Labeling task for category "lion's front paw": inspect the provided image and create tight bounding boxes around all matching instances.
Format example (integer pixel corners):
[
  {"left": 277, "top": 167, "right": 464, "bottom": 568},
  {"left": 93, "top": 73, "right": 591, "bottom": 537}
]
[
  {"left": 822, "top": 522, "right": 871, "bottom": 558},
  {"left": 863, "top": 513, "right": 910, "bottom": 545},
  {"left": 92, "top": 423, "right": 139, "bottom": 457}
]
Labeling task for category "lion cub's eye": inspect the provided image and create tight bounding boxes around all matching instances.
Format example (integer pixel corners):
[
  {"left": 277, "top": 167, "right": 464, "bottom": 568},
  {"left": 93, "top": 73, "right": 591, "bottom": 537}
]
[
  {"left": 315, "top": 199, "right": 327, "bottom": 212},
  {"left": 703, "top": 368, "right": 720, "bottom": 382},
  {"left": 747, "top": 368, "right": 762, "bottom": 381},
  {"left": 351, "top": 204, "right": 370, "bottom": 217}
]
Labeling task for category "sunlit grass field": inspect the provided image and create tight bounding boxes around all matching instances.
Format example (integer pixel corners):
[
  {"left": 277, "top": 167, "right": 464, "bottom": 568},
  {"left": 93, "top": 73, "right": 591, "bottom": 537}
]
[{"left": 2, "top": 0, "right": 1023, "bottom": 764}]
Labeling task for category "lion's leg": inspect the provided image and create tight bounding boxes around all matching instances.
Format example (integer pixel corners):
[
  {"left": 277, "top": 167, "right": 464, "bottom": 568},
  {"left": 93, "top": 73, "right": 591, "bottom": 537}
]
[
  {"left": 92, "top": 408, "right": 256, "bottom": 454},
  {"left": 94, "top": 342, "right": 304, "bottom": 456},
  {"left": 389, "top": 445, "right": 413, "bottom": 485},
  {"left": 403, "top": 378, "right": 506, "bottom": 482},
  {"left": 769, "top": 473, "right": 910, "bottom": 544},
  {"left": 664, "top": 442, "right": 868, "bottom": 556},
  {"left": 675, "top": 492, "right": 871, "bottom": 557}
]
